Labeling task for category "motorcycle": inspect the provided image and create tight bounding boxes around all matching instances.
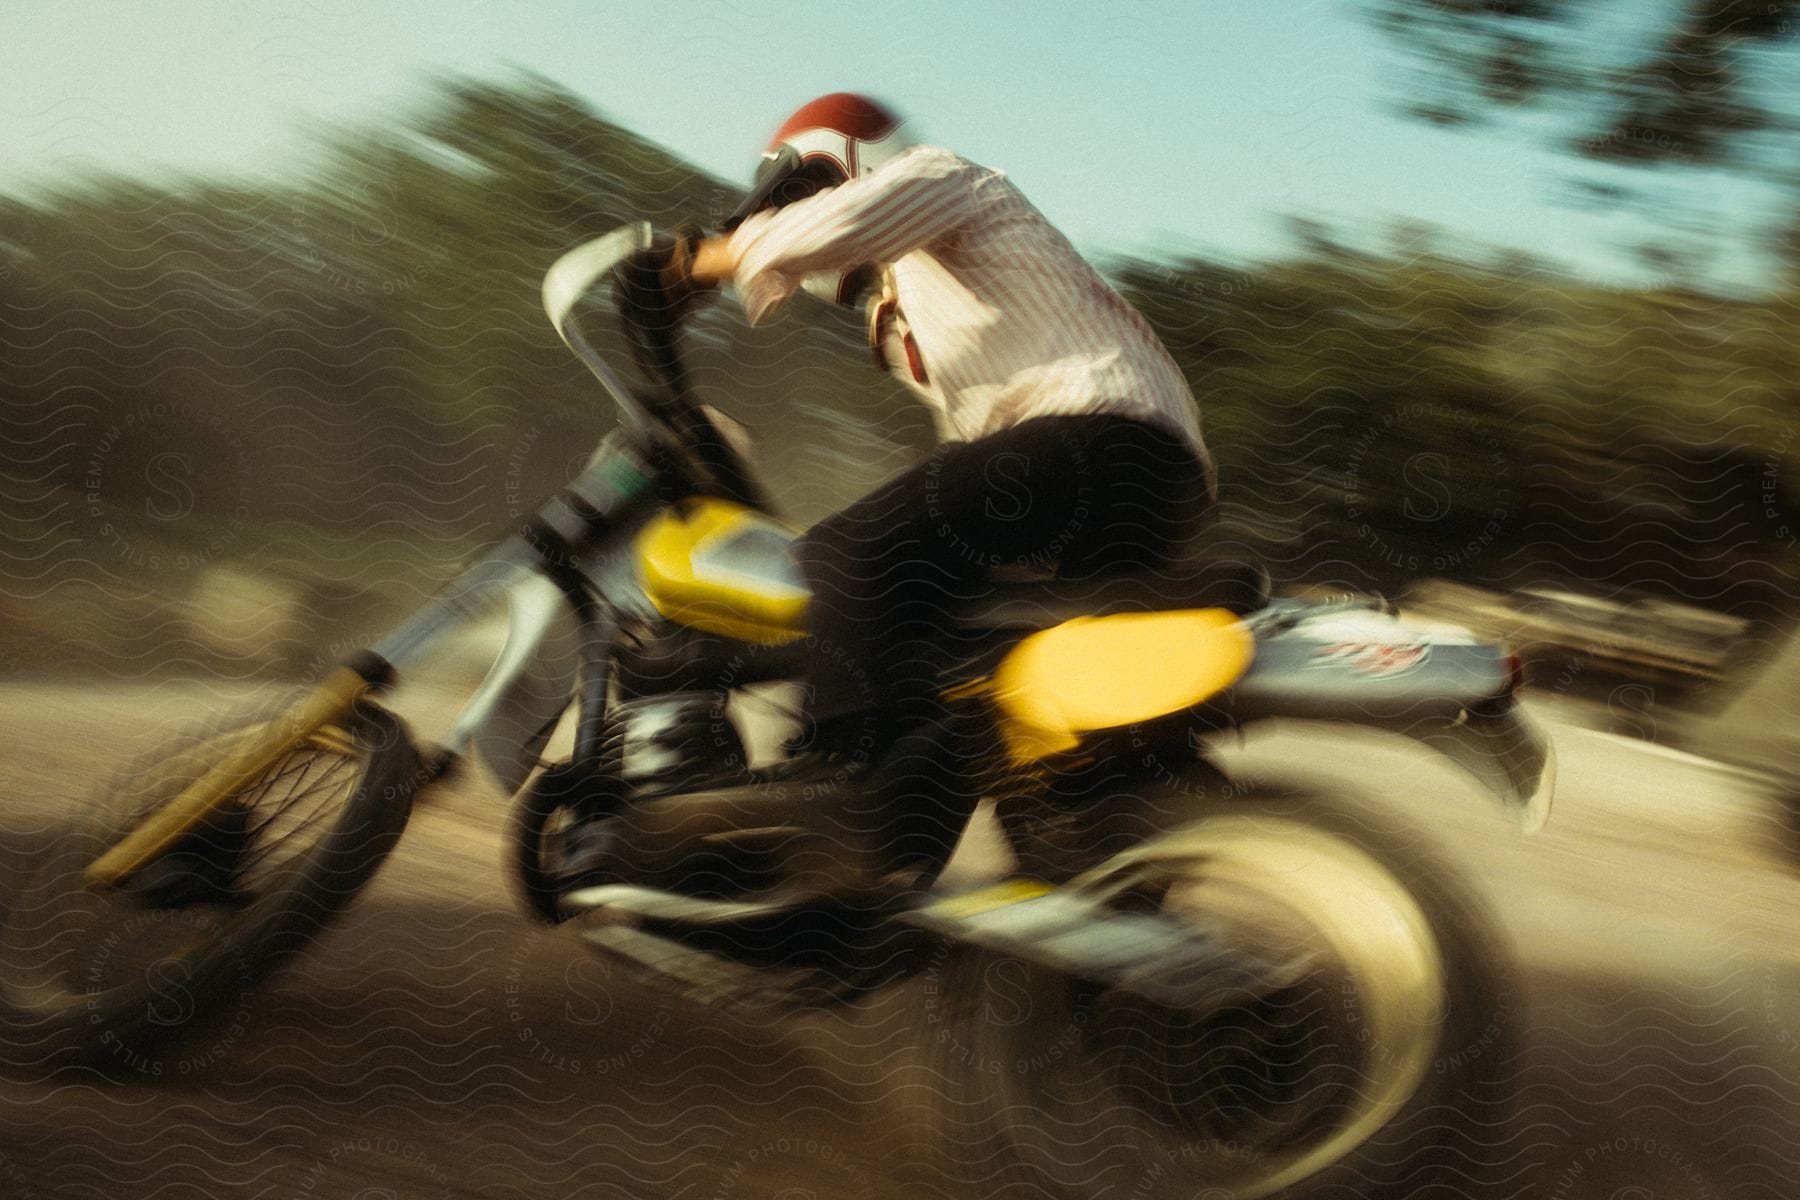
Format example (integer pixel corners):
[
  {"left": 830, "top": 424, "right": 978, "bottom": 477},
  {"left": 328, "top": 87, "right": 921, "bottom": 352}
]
[{"left": 0, "top": 223, "right": 1553, "bottom": 1198}]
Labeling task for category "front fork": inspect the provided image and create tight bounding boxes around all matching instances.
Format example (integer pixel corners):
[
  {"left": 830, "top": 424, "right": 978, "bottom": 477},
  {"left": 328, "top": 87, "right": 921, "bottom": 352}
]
[
  {"left": 83, "top": 651, "right": 397, "bottom": 888},
  {"left": 84, "top": 542, "right": 552, "bottom": 891},
  {"left": 83, "top": 427, "right": 667, "bottom": 892}
]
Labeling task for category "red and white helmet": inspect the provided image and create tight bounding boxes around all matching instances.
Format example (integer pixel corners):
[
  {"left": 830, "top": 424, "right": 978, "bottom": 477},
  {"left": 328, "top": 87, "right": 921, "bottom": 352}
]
[{"left": 724, "top": 93, "right": 914, "bottom": 304}]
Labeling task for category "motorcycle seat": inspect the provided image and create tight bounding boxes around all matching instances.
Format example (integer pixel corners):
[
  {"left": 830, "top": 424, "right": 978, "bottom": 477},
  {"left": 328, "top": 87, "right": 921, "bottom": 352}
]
[{"left": 956, "top": 560, "right": 1270, "bottom": 630}]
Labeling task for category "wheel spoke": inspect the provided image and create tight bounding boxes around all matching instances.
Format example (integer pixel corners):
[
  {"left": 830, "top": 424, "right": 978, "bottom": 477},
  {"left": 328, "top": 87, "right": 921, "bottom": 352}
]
[{"left": 0, "top": 732, "right": 367, "bottom": 1007}]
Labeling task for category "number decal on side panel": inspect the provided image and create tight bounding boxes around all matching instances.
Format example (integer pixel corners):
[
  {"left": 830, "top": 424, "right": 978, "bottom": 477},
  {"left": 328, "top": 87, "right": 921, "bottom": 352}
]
[{"left": 1311, "top": 641, "right": 1431, "bottom": 677}]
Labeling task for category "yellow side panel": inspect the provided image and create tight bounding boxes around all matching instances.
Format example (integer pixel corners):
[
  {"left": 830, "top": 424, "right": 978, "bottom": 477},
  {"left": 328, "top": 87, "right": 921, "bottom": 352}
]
[
  {"left": 636, "top": 498, "right": 809, "bottom": 645},
  {"left": 991, "top": 609, "right": 1253, "bottom": 763}
]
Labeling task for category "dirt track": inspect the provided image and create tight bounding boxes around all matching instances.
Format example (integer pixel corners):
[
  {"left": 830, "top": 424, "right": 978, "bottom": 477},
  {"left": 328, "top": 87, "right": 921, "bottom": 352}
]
[{"left": 1, "top": 673, "right": 1797, "bottom": 1199}]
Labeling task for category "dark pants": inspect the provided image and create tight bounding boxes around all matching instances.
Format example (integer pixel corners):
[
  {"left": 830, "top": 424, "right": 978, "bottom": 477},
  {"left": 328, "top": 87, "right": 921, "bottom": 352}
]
[{"left": 795, "top": 413, "right": 1213, "bottom": 731}]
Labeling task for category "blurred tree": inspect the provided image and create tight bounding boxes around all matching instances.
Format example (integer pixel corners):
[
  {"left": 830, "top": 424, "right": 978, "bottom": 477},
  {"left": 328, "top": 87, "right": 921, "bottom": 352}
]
[
  {"left": 1370, "top": 0, "right": 1800, "bottom": 275},
  {"left": 0, "top": 72, "right": 923, "bottom": 612}
]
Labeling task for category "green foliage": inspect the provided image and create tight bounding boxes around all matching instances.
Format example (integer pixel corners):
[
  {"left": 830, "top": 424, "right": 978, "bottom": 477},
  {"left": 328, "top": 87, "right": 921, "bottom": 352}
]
[
  {"left": 1373, "top": 0, "right": 1798, "bottom": 164},
  {"left": 1113, "top": 239, "right": 1800, "bottom": 609},
  {"left": 1369, "top": 0, "right": 1800, "bottom": 277}
]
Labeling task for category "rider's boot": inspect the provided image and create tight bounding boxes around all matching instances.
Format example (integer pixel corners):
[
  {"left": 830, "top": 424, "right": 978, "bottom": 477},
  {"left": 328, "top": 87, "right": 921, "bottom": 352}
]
[
  {"left": 756, "top": 712, "right": 890, "bottom": 785},
  {"left": 774, "top": 700, "right": 976, "bottom": 887},
  {"left": 542, "top": 763, "right": 631, "bottom": 891}
]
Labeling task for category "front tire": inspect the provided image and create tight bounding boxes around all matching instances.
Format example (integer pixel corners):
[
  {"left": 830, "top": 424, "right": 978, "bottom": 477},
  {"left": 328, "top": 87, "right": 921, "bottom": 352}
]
[{"left": 0, "top": 700, "right": 421, "bottom": 1073}]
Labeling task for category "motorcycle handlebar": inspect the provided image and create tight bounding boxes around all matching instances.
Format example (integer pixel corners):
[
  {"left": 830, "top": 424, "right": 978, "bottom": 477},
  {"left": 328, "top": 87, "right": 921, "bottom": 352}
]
[{"left": 543, "top": 223, "right": 770, "bottom": 512}]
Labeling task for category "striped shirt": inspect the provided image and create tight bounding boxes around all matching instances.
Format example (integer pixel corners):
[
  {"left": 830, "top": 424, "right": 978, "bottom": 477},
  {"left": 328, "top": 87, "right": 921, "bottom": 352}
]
[{"left": 728, "top": 145, "right": 1214, "bottom": 493}]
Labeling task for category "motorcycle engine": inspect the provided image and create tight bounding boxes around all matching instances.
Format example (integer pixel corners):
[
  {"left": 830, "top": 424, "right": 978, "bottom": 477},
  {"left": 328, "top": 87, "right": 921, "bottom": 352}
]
[{"left": 609, "top": 691, "right": 749, "bottom": 797}]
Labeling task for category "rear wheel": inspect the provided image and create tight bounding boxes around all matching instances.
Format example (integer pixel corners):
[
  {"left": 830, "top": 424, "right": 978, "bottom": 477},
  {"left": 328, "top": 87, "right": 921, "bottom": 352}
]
[
  {"left": 924, "top": 777, "right": 1516, "bottom": 1199},
  {"left": 0, "top": 700, "right": 421, "bottom": 1073}
]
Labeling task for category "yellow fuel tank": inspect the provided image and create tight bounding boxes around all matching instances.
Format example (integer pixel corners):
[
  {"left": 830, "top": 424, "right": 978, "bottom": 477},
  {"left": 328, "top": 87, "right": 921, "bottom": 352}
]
[{"left": 634, "top": 498, "right": 809, "bottom": 644}]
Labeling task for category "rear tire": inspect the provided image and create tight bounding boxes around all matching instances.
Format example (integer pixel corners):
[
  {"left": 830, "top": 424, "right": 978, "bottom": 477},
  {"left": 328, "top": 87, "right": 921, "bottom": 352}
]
[
  {"left": 923, "top": 775, "right": 1517, "bottom": 1199},
  {"left": 0, "top": 700, "right": 421, "bottom": 1073}
]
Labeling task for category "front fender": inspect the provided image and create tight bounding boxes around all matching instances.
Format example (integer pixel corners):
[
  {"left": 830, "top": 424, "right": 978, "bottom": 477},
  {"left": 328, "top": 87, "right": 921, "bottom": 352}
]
[{"left": 447, "top": 573, "right": 581, "bottom": 797}]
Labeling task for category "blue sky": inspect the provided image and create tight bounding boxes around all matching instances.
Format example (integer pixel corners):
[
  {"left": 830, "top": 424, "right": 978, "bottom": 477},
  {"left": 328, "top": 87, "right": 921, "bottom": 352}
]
[{"left": 1, "top": 0, "right": 1783, "bottom": 288}]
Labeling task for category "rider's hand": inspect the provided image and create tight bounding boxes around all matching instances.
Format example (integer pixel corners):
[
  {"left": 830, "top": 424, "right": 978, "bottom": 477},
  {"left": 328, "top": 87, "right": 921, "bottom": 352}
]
[
  {"left": 663, "top": 223, "right": 719, "bottom": 295},
  {"left": 615, "top": 224, "right": 716, "bottom": 331}
]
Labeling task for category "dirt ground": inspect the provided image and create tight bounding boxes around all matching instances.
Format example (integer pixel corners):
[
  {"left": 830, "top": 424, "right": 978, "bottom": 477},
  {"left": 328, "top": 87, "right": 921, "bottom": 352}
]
[{"left": 0, "top": 671, "right": 1795, "bottom": 1199}]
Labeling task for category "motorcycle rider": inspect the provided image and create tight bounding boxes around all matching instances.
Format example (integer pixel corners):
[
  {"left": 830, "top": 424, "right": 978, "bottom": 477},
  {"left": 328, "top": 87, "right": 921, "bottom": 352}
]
[{"left": 631, "top": 93, "right": 1217, "bottom": 780}]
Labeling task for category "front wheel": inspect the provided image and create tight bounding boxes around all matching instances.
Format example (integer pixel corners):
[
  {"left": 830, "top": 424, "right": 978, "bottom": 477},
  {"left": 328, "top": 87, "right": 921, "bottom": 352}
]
[
  {"left": 0, "top": 700, "right": 422, "bottom": 1073},
  {"left": 921, "top": 781, "right": 1517, "bottom": 1199}
]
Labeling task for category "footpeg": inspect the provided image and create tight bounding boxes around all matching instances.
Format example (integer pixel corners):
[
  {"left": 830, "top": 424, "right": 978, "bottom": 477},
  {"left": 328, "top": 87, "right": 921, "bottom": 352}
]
[
  {"left": 903, "top": 880, "right": 1278, "bottom": 1013},
  {"left": 571, "top": 896, "right": 901, "bottom": 1010},
  {"left": 560, "top": 882, "right": 802, "bottom": 925}
]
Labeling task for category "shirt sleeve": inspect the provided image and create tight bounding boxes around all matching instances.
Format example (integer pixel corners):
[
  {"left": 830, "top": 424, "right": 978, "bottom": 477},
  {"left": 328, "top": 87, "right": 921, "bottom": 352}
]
[{"left": 727, "top": 146, "right": 977, "bottom": 325}]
